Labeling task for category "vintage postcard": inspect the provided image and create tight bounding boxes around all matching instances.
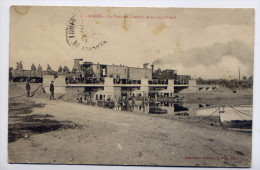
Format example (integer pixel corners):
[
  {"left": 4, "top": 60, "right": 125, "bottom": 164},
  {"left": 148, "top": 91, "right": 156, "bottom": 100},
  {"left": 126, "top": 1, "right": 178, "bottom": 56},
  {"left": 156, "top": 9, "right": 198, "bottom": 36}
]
[{"left": 8, "top": 6, "right": 254, "bottom": 167}]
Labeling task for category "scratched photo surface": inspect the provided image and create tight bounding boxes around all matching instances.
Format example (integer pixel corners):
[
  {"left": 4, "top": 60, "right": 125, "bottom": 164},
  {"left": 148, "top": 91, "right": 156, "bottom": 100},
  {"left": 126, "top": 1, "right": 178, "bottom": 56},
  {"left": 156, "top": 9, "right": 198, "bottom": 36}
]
[{"left": 9, "top": 6, "right": 254, "bottom": 167}]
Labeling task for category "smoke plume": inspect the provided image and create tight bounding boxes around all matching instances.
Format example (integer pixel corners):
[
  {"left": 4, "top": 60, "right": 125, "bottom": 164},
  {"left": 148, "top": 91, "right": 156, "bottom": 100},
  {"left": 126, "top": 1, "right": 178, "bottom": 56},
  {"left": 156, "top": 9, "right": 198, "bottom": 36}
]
[{"left": 152, "top": 40, "right": 254, "bottom": 78}]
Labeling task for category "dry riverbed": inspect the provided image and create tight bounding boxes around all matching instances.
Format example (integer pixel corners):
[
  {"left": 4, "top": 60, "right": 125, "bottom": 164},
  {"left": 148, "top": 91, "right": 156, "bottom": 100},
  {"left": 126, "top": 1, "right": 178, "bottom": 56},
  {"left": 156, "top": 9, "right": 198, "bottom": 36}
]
[{"left": 8, "top": 96, "right": 252, "bottom": 167}]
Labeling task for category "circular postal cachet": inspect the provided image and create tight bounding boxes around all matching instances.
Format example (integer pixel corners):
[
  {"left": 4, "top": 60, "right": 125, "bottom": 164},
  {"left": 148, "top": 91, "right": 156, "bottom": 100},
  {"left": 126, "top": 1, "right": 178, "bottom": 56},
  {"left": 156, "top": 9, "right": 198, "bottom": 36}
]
[{"left": 66, "top": 14, "right": 108, "bottom": 50}]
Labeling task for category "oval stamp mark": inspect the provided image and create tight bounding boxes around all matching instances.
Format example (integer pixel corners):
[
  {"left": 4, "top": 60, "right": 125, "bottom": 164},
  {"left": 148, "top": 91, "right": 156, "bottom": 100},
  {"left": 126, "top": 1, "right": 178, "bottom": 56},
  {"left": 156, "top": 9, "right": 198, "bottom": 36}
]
[{"left": 66, "top": 14, "right": 108, "bottom": 50}]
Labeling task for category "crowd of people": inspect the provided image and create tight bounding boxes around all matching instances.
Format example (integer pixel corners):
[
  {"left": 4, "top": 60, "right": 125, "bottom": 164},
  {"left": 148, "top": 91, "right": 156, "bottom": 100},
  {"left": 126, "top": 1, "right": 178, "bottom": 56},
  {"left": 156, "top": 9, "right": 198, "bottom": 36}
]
[{"left": 76, "top": 93, "right": 146, "bottom": 112}]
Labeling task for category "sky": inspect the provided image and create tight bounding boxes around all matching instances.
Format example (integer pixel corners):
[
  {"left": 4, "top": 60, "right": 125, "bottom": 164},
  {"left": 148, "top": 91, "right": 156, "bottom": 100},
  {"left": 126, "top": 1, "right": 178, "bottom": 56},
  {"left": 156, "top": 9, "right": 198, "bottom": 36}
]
[{"left": 10, "top": 6, "right": 255, "bottom": 79}]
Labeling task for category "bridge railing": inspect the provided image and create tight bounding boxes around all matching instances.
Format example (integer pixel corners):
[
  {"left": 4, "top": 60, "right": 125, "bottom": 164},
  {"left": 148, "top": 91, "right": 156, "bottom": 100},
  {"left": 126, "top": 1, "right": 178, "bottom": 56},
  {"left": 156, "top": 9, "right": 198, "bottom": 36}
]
[
  {"left": 174, "top": 80, "right": 189, "bottom": 85},
  {"left": 113, "top": 78, "right": 141, "bottom": 85},
  {"left": 65, "top": 77, "right": 143, "bottom": 85},
  {"left": 148, "top": 79, "right": 168, "bottom": 85},
  {"left": 66, "top": 77, "right": 105, "bottom": 84}
]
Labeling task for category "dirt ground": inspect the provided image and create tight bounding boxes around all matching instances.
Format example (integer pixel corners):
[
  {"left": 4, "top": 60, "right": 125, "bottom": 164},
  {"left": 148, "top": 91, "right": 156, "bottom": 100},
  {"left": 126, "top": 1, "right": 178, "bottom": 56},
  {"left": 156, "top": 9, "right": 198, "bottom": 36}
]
[{"left": 8, "top": 95, "right": 252, "bottom": 167}]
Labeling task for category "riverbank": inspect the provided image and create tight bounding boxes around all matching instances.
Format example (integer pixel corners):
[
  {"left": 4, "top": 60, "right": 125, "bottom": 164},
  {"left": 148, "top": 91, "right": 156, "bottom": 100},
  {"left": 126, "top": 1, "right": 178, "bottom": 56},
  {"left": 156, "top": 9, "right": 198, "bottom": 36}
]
[
  {"left": 181, "top": 87, "right": 253, "bottom": 106},
  {"left": 8, "top": 96, "right": 252, "bottom": 167},
  {"left": 8, "top": 82, "right": 253, "bottom": 106}
]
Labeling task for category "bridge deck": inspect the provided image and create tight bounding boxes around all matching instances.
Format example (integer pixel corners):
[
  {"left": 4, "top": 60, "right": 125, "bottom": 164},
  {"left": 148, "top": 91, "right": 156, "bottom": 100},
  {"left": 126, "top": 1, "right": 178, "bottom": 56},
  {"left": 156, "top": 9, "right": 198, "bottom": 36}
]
[{"left": 66, "top": 84, "right": 189, "bottom": 87}]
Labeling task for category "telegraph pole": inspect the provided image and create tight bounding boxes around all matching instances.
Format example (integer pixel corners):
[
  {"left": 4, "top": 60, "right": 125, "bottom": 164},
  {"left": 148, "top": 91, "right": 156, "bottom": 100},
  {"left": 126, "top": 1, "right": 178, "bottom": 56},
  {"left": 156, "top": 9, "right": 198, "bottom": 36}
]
[{"left": 238, "top": 66, "right": 241, "bottom": 81}]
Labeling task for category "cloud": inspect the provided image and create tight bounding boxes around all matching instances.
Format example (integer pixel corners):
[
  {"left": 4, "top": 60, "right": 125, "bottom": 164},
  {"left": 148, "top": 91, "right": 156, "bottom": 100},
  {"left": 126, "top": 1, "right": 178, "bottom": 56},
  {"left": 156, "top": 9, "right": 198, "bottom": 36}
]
[{"left": 152, "top": 40, "right": 254, "bottom": 78}]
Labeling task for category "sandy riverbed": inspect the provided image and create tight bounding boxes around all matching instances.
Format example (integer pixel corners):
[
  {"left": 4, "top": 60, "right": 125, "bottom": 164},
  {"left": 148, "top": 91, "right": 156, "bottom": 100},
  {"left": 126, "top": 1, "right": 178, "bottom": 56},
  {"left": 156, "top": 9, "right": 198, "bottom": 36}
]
[{"left": 8, "top": 96, "right": 252, "bottom": 167}]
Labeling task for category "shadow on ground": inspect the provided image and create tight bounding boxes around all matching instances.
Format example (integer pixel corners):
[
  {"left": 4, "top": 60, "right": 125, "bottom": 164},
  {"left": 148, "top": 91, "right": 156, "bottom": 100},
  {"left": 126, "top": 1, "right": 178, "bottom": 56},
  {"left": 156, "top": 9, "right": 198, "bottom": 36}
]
[{"left": 8, "top": 99, "right": 83, "bottom": 143}]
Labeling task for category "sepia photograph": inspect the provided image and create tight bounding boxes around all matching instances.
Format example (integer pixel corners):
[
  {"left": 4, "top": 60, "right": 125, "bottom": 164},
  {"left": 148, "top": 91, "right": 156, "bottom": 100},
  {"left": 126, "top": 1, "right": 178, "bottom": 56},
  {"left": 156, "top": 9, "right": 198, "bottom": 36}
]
[{"left": 8, "top": 6, "right": 254, "bottom": 167}]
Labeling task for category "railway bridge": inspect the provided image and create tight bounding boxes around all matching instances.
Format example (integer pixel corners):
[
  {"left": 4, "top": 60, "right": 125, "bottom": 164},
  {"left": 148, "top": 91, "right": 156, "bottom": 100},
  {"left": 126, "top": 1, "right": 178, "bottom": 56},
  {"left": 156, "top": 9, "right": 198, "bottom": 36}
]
[{"left": 42, "top": 76, "right": 216, "bottom": 101}]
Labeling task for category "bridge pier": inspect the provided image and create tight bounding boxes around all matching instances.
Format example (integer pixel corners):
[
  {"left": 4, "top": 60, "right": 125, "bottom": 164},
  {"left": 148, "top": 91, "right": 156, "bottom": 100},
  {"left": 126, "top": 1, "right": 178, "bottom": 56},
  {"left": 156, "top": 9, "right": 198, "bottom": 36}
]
[
  {"left": 63, "top": 78, "right": 219, "bottom": 102},
  {"left": 156, "top": 79, "right": 175, "bottom": 97},
  {"left": 188, "top": 80, "right": 197, "bottom": 92}
]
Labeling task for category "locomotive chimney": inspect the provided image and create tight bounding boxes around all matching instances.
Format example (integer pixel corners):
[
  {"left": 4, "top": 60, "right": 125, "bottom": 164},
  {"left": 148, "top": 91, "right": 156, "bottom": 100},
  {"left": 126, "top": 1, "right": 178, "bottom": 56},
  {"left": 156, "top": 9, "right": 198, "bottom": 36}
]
[
  {"left": 151, "top": 64, "right": 154, "bottom": 78},
  {"left": 73, "top": 59, "right": 83, "bottom": 72}
]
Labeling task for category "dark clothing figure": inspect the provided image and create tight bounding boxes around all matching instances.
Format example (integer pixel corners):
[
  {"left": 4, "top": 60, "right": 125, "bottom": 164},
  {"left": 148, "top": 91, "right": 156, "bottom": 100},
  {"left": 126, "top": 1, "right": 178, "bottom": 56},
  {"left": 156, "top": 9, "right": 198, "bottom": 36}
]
[
  {"left": 47, "top": 64, "right": 52, "bottom": 71},
  {"left": 38, "top": 64, "right": 42, "bottom": 71},
  {"left": 50, "top": 82, "right": 55, "bottom": 100},
  {"left": 63, "top": 66, "right": 70, "bottom": 73},
  {"left": 58, "top": 66, "right": 63, "bottom": 72},
  {"left": 17, "top": 61, "right": 23, "bottom": 70},
  {"left": 26, "top": 82, "right": 30, "bottom": 97},
  {"left": 31, "top": 64, "right": 36, "bottom": 71}
]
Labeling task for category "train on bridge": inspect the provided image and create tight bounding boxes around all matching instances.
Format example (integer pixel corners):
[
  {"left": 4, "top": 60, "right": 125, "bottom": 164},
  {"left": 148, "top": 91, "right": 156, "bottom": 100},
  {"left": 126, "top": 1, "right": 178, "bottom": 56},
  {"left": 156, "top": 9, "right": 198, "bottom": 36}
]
[
  {"left": 10, "top": 59, "right": 218, "bottom": 103},
  {"left": 10, "top": 59, "right": 192, "bottom": 85}
]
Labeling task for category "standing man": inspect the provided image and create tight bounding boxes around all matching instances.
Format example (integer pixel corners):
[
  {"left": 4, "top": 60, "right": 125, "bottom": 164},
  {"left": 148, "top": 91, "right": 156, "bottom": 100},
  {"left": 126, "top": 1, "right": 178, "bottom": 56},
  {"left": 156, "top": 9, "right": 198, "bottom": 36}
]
[
  {"left": 50, "top": 81, "right": 55, "bottom": 100},
  {"left": 26, "top": 80, "right": 30, "bottom": 97}
]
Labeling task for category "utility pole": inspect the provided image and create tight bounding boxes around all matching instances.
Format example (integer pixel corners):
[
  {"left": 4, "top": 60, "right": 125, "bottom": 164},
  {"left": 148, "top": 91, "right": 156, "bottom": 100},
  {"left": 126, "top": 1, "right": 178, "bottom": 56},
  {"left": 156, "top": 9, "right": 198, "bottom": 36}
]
[{"left": 238, "top": 66, "right": 241, "bottom": 81}]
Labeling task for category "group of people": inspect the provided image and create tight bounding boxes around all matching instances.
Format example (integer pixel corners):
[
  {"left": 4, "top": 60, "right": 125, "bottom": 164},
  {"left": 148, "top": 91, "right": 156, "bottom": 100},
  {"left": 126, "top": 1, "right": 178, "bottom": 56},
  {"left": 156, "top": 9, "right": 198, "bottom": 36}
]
[
  {"left": 111, "top": 96, "right": 136, "bottom": 111},
  {"left": 25, "top": 80, "right": 55, "bottom": 100}
]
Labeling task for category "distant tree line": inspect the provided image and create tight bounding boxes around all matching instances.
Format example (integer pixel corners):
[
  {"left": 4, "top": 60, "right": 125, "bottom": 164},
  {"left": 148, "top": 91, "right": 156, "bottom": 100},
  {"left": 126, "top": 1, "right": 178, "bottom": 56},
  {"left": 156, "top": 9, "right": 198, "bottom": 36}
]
[{"left": 196, "top": 76, "right": 253, "bottom": 89}]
